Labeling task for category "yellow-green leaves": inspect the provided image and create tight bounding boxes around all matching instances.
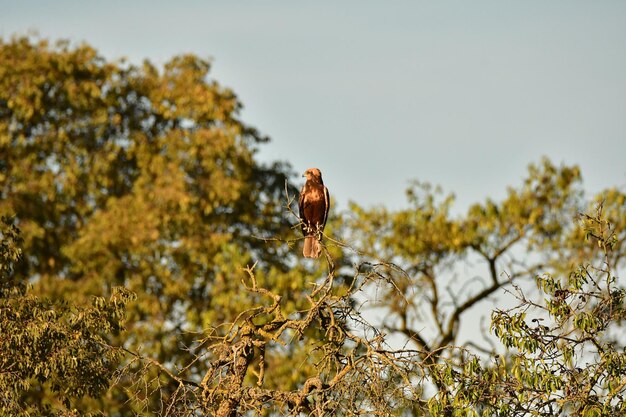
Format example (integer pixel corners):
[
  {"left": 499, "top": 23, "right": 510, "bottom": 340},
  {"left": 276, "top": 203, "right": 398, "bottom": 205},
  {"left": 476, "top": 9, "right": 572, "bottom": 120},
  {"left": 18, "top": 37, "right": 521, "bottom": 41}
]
[
  {"left": 1, "top": 218, "right": 134, "bottom": 415},
  {"left": 0, "top": 35, "right": 298, "bottom": 414}
]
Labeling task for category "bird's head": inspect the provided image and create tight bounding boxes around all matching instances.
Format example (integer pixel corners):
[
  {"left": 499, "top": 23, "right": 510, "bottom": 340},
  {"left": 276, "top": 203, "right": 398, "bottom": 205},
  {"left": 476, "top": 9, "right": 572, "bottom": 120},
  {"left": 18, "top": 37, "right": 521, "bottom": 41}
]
[{"left": 303, "top": 168, "right": 323, "bottom": 184}]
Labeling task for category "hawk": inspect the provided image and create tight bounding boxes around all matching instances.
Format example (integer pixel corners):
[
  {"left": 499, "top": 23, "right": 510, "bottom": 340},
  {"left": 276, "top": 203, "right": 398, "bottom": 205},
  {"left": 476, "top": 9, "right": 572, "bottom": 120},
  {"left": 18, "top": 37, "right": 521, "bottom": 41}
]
[{"left": 298, "top": 168, "right": 330, "bottom": 258}]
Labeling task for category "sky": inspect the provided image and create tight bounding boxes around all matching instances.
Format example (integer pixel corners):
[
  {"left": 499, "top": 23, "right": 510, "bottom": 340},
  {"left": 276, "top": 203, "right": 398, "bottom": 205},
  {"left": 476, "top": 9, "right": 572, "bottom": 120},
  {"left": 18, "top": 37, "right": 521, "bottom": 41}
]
[{"left": 2, "top": 1, "right": 626, "bottom": 212}]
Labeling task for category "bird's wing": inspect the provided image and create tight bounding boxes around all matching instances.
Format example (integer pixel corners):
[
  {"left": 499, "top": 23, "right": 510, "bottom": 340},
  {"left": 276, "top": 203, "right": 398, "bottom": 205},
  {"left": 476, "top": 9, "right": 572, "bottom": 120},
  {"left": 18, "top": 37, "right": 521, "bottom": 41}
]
[
  {"left": 298, "top": 186, "right": 307, "bottom": 233},
  {"left": 321, "top": 185, "right": 330, "bottom": 231}
]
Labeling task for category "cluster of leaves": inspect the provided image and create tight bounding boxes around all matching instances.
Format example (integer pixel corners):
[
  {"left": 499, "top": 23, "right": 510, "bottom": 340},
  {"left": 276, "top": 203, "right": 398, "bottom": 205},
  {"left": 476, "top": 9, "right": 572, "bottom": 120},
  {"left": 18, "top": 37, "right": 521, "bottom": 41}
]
[
  {"left": 0, "top": 216, "right": 135, "bottom": 416},
  {"left": 423, "top": 206, "right": 626, "bottom": 416}
]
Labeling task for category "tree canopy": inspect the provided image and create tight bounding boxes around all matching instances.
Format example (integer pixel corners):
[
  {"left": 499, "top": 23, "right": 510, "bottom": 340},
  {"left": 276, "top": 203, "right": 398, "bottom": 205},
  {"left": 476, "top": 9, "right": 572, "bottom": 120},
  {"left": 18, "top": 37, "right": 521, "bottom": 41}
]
[{"left": 1, "top": 35, "right": 626, "bottom": 417}]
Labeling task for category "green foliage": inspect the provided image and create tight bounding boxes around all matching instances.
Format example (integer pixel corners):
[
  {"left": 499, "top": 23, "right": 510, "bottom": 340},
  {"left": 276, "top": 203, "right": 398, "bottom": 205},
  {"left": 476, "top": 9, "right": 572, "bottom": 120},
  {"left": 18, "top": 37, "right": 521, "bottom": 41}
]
[
  {"left": 0, "top": 35, "right": 307, "bottom": 413},
  {"left": 0, "top": 215, "right": 23, "bottom": 297},
  {"left": 424, "top": 206, "right": 626, "bottom": 416},
  {"left": 0, "top": 217, "right": 135, "bottom": 416}
]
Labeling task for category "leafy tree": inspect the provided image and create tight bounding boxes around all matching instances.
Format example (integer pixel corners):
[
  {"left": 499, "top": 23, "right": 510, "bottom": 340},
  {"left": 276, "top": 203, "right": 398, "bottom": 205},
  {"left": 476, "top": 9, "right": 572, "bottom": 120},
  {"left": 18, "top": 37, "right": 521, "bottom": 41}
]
[
  {"left": 0, "top": 35, "right": 328, "bottom": 414},
  {"left": 341, "top": 160, "right": 626, "bottom": 416},
  {"left": 346, "top": 159, "right": 583, "bottom": 358}
]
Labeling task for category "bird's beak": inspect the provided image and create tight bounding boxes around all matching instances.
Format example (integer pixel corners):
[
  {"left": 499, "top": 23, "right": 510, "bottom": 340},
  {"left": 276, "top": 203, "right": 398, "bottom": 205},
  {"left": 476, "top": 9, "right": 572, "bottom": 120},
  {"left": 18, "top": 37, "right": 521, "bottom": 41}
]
[{"left": 302, "top": 172, "right": 306, "bottom": 177}]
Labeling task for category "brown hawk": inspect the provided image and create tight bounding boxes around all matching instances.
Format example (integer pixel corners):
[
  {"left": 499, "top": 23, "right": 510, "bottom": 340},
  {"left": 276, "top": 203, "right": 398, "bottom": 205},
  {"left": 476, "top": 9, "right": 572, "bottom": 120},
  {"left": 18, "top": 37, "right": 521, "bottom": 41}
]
[{"left": 298, "top": 168, "right": 330, "bottom": 258}]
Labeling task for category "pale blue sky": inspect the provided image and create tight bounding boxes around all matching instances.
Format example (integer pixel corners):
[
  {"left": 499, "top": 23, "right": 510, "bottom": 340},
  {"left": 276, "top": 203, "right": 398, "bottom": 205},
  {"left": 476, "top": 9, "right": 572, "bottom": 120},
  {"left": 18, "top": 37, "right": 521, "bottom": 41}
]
[{"left": 2, "top": 1, "right": 626, "bottom": 211}]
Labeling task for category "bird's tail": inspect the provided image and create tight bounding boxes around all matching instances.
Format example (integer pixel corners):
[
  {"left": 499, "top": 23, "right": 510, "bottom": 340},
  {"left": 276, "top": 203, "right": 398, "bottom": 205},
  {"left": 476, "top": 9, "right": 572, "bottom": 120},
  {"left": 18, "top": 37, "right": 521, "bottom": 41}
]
[{"left": 303, "top": 236, "right": 322, "bottom": 258}]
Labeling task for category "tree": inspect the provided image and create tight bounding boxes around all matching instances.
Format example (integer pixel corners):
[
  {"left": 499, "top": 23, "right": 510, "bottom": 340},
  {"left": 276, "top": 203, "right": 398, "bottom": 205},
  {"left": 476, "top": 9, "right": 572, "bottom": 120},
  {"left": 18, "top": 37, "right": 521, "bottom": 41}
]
[
  {"left": 343, "top": 160, "right": 579, "bottom": 363},
  {"left": 0, "top": 35, "right": 325, "bottom": 414},
  {"left": 343, "top": 160, "right": 626, "bottom": 416}
]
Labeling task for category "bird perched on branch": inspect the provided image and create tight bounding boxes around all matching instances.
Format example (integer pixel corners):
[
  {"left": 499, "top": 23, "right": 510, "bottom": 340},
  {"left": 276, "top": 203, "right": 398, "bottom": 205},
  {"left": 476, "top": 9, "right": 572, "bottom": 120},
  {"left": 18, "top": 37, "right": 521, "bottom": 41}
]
[{"left": 298, "top": 168, "right": 330, "bottom": 258}]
